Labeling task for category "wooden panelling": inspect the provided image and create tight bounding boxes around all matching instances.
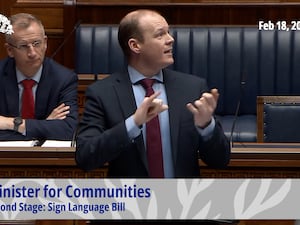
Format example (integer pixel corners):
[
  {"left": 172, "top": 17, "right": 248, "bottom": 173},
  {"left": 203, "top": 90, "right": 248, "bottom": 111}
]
[
  {"left": 62, "top": 1, "right": 300, "bottom": 68},
  {"left": 11, "top": 2, "right": 64, "bottom": 61},
  {"left": 3, "top": 139, "right": 300, "bottom": 179},
  {"left": 78, "top": 74, "right": 109, "bottom": 117},
  {"left": 73, "top": 0, "right": 300, "bottom": 25},
  {"left": 0, "top": 146, "right": 108, "bottom": 178},
  {"left": 2, "top": 0, "right": 300, "bottom": 68},
  {"left": 0, "top": 0, "right": 17, "bottom": 59},
  {"left": 0, "top": 1, "right": 65, "bottom": 62},
  {"left": 73, "top": 3, "right": 300, "bottom": 26},
  {"left": 78, "top": 74, "right": 97, "bottom": 117},
  {"left": 0, "top": 166, "right": 107, "bottom": 178},
  {"left": 17, "top": 0, "right": 63, "bottom": 3},
  {"left": 10, "top": 7, "right": 63, "bottom": 30},
  {"left": 200, "top": 142, "right": 300, "bottom": 178}
]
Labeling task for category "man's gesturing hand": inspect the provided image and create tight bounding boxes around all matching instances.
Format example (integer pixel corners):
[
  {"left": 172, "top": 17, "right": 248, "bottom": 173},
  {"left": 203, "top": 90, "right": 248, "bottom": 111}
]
[
  {"left": 186, "top": 88, "right": 219, "bottom": 128},
  {"left": 134, "top": 92, "right": 168, "bottom": 127}
]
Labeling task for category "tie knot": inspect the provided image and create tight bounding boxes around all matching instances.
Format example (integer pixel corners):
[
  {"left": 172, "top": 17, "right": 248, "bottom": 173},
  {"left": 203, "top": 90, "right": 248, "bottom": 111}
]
[
  {"left": 22, "top": 79, "right": 36, "bottom": 89},
  {"left": 139, "top": 78, "right": 155, "bottom": 89},
  {"left": 139, "top": 79, "right": 156, "bottom": 97}
]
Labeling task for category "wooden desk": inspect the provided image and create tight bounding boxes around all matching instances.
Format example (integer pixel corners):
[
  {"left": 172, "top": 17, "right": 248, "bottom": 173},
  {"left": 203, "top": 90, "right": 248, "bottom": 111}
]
[
  {"left": 200, "top": 142, "right": 300, "bottom": 178},
  {"left": 1, "top": 143, "right": 300, "bottom": 178},
  {"left": 78, "top": 74, "right": 109, "bottom": 117},
  {"left": 0, "top": 146, "right": 107, "bottom": 178}
]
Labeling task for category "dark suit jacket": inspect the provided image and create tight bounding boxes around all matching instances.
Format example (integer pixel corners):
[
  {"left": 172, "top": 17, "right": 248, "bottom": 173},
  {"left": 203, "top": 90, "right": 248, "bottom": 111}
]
[
  {"left": 76, "top": 69, "right": 230, "bottom": 177},
  {"left": 0, "top": 57, "right": 78, "bottom": 141}
]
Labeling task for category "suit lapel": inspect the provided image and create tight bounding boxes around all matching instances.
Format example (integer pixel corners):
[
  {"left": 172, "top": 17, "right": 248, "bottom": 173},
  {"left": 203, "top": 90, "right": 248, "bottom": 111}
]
[
  {"left": 112, "top": 72, "right": 137, "bottom": 119},
  {"left": 112, "top": 72, "right": 149, "bottom": 171},
  {"left": 35, "top": 60, "right": 51, "bottom": 119}
]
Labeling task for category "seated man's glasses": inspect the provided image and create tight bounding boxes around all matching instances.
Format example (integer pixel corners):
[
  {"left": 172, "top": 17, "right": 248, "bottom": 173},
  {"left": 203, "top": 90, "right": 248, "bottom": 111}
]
[{"left": 8, "top": 40, "right": 43, "bottom": 51}]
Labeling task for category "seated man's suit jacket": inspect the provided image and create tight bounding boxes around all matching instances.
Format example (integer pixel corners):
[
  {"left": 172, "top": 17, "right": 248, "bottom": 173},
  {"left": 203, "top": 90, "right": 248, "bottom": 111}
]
[
  {"left": 0, "top": 57, "right": 78, "bottom": 141},
  {"left": 76, "top": 69, "right": 230, "bottom": 178}
]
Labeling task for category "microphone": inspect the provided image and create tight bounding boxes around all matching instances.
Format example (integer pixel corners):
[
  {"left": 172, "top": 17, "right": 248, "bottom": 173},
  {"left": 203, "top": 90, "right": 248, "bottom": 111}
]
[
  {"left": 229, "top": 71, "right": 247, "bottom": 148},
  {"left": 70, "top": 124, "right": 79, "bottom": 147},
  {"left": 50, "top": 20, "right": 82, "bottom": 58},
  {"left": 33, "top": 139, "right": 46, "bottom": 147}
]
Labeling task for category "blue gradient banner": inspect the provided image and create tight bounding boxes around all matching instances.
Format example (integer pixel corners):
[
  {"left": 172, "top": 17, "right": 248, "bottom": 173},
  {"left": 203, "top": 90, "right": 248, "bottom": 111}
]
[{"left": 0, "top": 179, "right": 296, "bottom": 220}]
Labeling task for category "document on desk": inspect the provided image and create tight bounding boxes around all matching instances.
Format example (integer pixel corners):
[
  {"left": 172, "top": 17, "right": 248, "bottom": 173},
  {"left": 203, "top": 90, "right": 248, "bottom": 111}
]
[
  {"left": 41, "top": 140, "right": 72, "bottom": 147},
  {"left": 0, "top": 140, "right": 36, "bottom": 147}
]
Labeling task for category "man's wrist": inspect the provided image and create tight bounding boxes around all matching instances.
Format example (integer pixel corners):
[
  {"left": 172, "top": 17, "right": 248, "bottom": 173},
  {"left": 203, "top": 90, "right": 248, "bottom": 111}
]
[
  {"left": 197, "top": 119, "right": 212, "bottom": 129},
  {"left": 126, "top": 116, "right": 142, "bottom": 140},
  {"left": 196, "top": 118, "right": 215, "bottom": 140},
  {"left": 13, "top": 117, "right": 23, "bottom": 132}
]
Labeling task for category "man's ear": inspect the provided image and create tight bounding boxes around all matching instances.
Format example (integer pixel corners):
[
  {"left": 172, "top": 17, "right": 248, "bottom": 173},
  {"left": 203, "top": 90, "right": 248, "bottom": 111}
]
[
  {"left": 128, "top": 38, "right": 141, "bottom": 54},
  {"left": 4, "top": 43, "right": 14, "bottom": 58}
]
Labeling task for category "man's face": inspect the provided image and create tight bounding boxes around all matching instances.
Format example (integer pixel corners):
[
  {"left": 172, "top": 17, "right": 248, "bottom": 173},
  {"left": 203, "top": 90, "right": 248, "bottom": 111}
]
[
  {"left": 137, "top": 13, "right": 174, "bottom": 72},
  {"left": 6, "top": 22, "right": 47, "bottom": 77}
]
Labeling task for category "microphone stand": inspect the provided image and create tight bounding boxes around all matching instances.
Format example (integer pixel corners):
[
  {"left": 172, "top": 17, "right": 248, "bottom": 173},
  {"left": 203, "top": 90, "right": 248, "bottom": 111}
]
[
  {"left": 230, "top": 100, "right": 241, "bottom": 149},
  {"left": 50, "top": 20, "right": 82, "bottom": 59},
  {"left": 229, "top": 72, "right": 246, "bottom": 148},
  {"left": 71, "top": 124, "right": 79, "bottom": 147}
]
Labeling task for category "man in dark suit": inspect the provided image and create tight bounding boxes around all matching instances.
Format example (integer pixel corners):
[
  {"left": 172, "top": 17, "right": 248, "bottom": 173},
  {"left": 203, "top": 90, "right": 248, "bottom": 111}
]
[
  {"left": 0, "top": 13, "right": 78, "bottom": 141},
  {"left": 76, "top": 9, "right": 230, "bottom": 178}
]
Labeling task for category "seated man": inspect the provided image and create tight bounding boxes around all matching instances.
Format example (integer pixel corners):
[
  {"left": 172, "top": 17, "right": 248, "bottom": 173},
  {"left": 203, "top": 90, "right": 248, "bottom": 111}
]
[{"left": 0, "top": 13, "right": 78, "bottom": 141}]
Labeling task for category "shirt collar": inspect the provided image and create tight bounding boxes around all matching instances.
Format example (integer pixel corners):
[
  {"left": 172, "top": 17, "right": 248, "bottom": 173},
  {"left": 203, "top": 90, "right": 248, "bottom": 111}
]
[
  {"left": 128, "top": 65, "right": 163, "bottom": 84},
  {"left": 16, "top": 65, "right": 43, "bottom": 84}
]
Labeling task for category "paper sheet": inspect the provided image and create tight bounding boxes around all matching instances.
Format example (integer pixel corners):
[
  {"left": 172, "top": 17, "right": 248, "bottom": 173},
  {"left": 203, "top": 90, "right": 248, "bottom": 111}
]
[
  {"left": 41, "top": 140, "right": 72, "bottom": 147},
  {"left": 0, "top": 141, "right": 36, "bottom": 147}
]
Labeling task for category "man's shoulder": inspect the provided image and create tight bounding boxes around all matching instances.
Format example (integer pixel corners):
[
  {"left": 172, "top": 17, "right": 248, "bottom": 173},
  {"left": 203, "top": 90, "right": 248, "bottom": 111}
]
[
  {"left": 0, "top": 57, "right": 12, "bottom": 70},
  {"left": 89, "top": 72, "right": 126, "bottom": 87},
  {"left": 44, "top": 57, "right": 75, "bottom": 75},
  {"left": 163, "top": 68, "right": 206, "bottom": 83},
  {"left": 86, "top": 72, "right": 129, "bottom": 97},
  {"left": 43, "top": 58, "right": 77, "bottom": 83},
  {"left": 0, "top": 57, "right": 14, "bottom": 80}
]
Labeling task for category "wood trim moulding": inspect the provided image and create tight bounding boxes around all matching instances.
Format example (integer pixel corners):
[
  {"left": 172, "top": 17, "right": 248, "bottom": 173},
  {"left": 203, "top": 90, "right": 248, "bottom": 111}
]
[
  {"left": 76, "top": 0, "right": 300, "bottom": 6},
  {"left": 0, "top": 221, "right": 35, "bottom": 225},
  {"left": 16, "top": 0, "right": 63, "bottom": 3}
]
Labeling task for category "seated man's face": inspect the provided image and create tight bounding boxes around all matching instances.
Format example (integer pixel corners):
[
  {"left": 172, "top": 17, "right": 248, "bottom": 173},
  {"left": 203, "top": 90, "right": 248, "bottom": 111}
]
[{"left": 6, "top": 21, "right": 47, "bottom": 77}]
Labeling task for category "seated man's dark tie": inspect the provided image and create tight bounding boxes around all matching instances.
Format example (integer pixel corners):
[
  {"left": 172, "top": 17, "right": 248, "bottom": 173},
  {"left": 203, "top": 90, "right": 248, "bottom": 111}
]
[
  {"left": 139, "top": 78, "right": 164, "bottom": 178},
  {"left": 21, "top": 79, "right": 36, "bottom": 119}
]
